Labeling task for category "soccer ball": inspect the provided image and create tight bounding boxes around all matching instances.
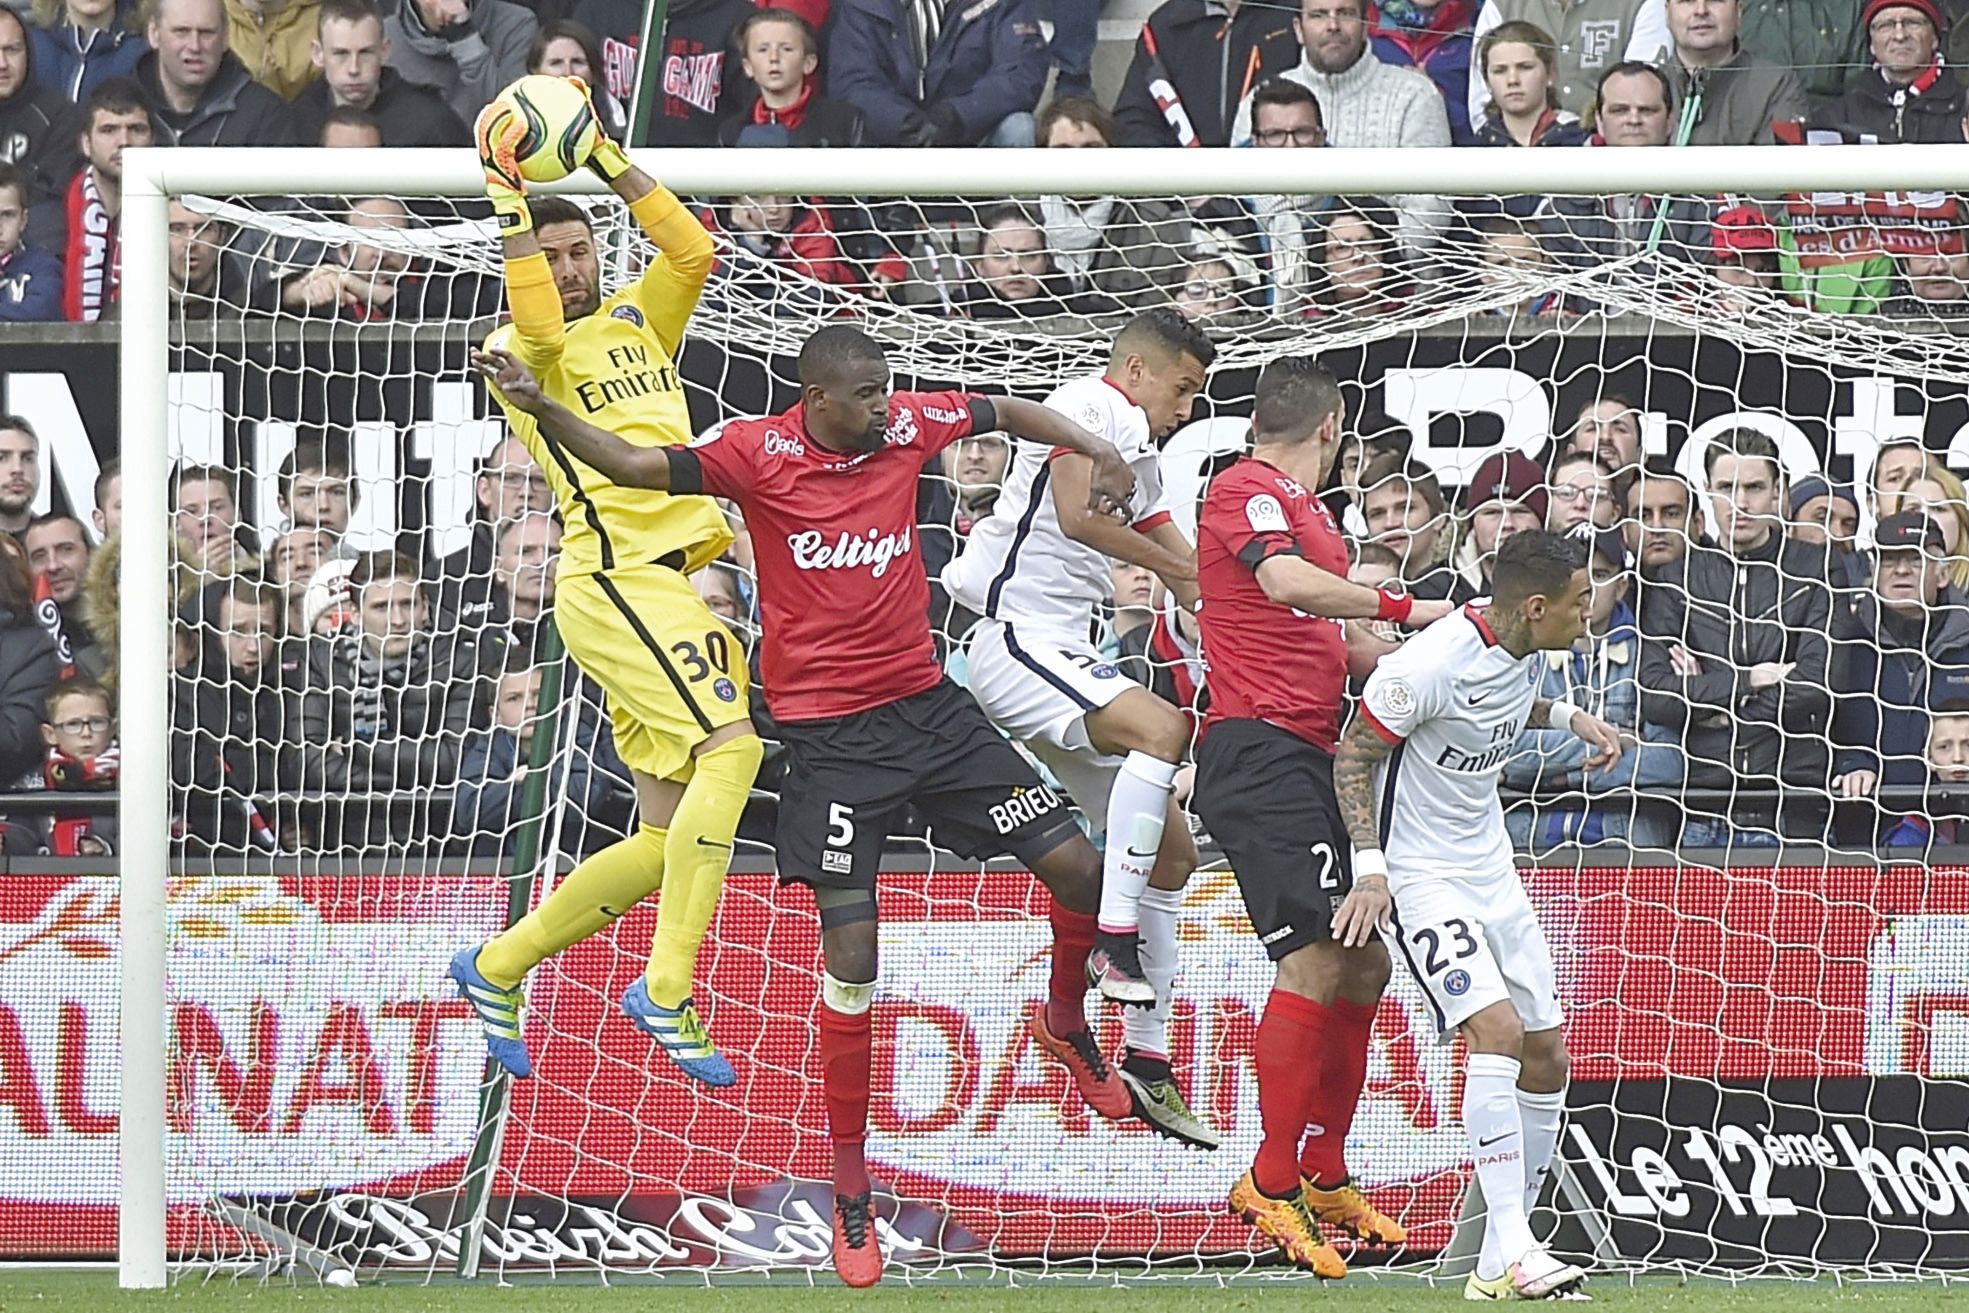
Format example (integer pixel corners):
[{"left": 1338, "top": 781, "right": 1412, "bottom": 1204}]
[{"left": 501, "top": 74, "right": 598, "bottom": 185}]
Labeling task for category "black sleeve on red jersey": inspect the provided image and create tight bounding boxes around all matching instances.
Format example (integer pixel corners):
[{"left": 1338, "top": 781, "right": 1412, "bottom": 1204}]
[
  {"left": 967, "top": 396, "right": 997, "bottom": 435},
  {"left": 663, "top": 447, "right": 705, "bottom": 495},
  {"left": 1236, "top": 536, "right": 1301, "bottom": 570}
]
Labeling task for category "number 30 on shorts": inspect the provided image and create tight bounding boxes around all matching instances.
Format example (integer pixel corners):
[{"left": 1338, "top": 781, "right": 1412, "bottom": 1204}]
[
  {"left": 671, "top": 630, "right": 733, "bottom": 682},
  {"left": 1412, "top": 918, "right": 1480, "bottom": 990}
]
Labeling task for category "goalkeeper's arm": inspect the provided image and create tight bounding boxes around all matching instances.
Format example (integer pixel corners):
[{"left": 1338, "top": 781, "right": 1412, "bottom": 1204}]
[
  {"left": 587, "top": 137, "right": 716, "bottom": 356},
  {"left": 473, "top": 347, "right": 678, "bottom": 490}
]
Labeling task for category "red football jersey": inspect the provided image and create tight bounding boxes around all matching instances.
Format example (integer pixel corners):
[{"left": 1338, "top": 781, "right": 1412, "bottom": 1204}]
[
  {"left": 1196, "top": 454, "right": 1351, "bottom": 752},
  {"left": 683, "top": 390, "right": 989, "bottom": 722}
]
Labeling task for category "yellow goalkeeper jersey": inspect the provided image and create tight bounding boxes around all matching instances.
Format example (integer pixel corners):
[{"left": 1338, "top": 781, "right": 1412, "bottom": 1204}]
[{"left": 484, "top": 199, "right": 731, "bottom": 578}]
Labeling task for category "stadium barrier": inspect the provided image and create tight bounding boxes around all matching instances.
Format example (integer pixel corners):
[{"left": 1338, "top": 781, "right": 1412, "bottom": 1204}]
[{"left": 2, "top": 858, "right": 1965, "bottom": 1272}]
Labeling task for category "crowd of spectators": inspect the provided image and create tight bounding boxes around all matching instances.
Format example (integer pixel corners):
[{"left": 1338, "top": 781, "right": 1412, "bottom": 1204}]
[
  {"left": 0, "top": 385, "right": 1962, "bottom": 858},
  {"left": 3, "top": 0, "right": 1969, "bottom": 321}
]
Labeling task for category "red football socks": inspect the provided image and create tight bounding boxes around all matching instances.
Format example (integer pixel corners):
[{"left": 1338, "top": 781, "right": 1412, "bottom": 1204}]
[
  {"left": 1046, "top": 903, "right": 1097, "bottom": 1037},
  {"left": 819, "top": 1003, "right": 873, "bottom": 1196},
  {"left": 1253, "top": 986, "right": 1328, "bottom": 1197},
  {"left": 1300, "top": 996, "right": 1375, "bottom": 1186}
]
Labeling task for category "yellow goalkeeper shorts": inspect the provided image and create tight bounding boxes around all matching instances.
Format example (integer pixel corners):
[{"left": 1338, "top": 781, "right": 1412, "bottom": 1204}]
[{"left": 555, "top": 561, "right": 752, "bottom": 782}]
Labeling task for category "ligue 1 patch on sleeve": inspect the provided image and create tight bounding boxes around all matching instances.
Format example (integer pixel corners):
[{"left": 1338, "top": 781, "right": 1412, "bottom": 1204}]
[
  {"left": 1244, "top": 493, "right": 1290, "bottom": 533},
  {"left": 1379, "top": 679, "right": 1415, "bottom": 717},
  {"left": 1080, "top": 401, "right": 1106, "bottom": 433},
  {"left": 611, "top": 304, "right": 645, "bottom": 327}
]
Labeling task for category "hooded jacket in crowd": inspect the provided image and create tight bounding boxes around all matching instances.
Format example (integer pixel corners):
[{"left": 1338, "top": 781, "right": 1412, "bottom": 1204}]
[
  {"left": 381, "top": 0, "right": 536, "bottom": 125},
  {"left": 29, "top": 0, "right": 149, "bottom": 102}
]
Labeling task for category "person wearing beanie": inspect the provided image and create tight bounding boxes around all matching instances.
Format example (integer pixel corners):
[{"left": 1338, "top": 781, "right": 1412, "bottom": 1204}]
[
  {"left": 1788, "top": 473, "right": 1867, "bottom": 593},
  {"left": 1452, "top": 449, "right": 1546, "bottom": 594},
  {"left": 1836, "top": 0, "right": 1964, "bottom": 142}
]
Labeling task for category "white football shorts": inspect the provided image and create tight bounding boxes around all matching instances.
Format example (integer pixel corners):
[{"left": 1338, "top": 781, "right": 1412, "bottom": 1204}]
[{"left": 1385, "top": 869, "right": 1564, "bottom": 1044}]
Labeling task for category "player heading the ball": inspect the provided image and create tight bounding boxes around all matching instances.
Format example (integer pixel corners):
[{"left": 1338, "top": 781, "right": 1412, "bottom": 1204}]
[
  {"left": 475, "top": 325, "right": 1141, "bottom": 1288},
  {"left": 942, "top": 307, "right": 1218, "bottom": 1150},
  {"left": 449, "top": 78, "right": 764, "bottom": 1090},
  {"left": 1335, "top": 530, "right": 1625, "bottom": 1301}
]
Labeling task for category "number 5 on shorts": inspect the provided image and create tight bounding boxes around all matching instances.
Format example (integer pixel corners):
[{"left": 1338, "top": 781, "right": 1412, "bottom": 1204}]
[{"left": 827, "top": 803, "right": 855, "bottom": 848}]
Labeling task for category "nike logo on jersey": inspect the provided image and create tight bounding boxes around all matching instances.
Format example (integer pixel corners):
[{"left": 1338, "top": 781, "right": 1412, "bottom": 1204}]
[{"left": 1469, "top": 692, "right": 1492, "bottom": 705}]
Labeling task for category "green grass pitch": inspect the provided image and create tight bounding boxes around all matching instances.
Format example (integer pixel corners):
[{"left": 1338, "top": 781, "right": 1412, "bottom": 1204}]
[{"left": 3, "top": 1268, "right": 1965, "bottom": 1311}]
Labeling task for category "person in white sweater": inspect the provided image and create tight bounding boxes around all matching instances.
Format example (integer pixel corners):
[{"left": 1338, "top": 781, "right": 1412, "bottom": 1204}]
[{"left": 1229, "top": 0, "right": 1452, "bottom": 252}]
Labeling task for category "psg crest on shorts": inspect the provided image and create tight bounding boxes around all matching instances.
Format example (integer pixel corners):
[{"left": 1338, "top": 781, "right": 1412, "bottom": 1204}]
[{"left": 713, "top": 678, "right": 738, "bottom": 703}]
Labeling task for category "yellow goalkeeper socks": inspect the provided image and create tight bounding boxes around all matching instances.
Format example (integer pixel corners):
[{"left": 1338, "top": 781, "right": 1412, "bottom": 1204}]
[
  {"left": 476, "top": 825, "right": 668, "bottom": 988},
  {"left": 644, "top": 733, "right": 763, "bottom": 1008}
]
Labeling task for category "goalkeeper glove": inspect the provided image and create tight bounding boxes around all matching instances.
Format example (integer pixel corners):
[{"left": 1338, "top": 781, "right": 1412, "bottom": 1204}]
[
  {"left": 565, "top": 76, "right": 635, "bottom": 185},
  {"left": 474, "top": 97, "right": 532, "bottom": 237}
]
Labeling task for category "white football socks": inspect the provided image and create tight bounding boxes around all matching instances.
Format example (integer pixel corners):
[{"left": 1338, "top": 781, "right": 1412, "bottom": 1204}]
[
  {"left": 1518, "top": 1085, "right": 1567, "bottom": 1220},
  {"left": 1123, "top": 883, "right": 1183, "bottom": 1060},
  {"left": 1096, "top": 752, "right": 1177, "bottom": 936},
  {"left": 1467, "top": 1053, "right": 1537, "bottom": 1282}
]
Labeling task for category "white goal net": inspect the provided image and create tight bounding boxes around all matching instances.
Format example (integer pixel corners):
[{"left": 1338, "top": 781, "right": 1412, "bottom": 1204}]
[{"left": 50, "top": 146, "right": 1969, "bottom": 1285}]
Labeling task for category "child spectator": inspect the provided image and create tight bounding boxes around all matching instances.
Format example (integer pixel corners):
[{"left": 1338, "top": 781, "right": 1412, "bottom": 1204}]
[
  {"left": 1468, "top": 18, "right": 1585, "bottom": 146},
  {"left": 718, "top": 9, "right": 864, "bottom": 146},
  {"left": 1880, "top": 702, "right": 1969, "bottom": 846},
  {"left": 1502, "top": 529, "right": 1683, "bottom": 850},
  {"left": 33, "top": 674, "right": 118, "bottom": 855},
  {"left": 29, "top": 0, "right": 150, "bottom": 104},
  {"left": 1174, "top": 249, "right": 1262, "bottom": 326},
  {"left": 451, "top": 648, "right": 634, "bottom": 857},
  {"left": 0, "top": 161, "right": 61, "bottom": 321}
]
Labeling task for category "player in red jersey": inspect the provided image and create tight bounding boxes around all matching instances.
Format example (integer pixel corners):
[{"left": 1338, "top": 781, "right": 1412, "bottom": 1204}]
[
  {"left": 1190, "top": 359, "right": 1450, "bottom": 1276},
  {"left": 474, "top": 328, "right": 1140, "bottom": 1288}
]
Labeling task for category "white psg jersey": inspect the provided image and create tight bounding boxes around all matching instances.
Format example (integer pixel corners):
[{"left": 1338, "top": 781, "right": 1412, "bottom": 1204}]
[
  {"left": 942, "top": 374, "right": 1171, "bottom": 636},
  {"left": 1357, "top": 604, "right": 1542, "bottom": 888}
]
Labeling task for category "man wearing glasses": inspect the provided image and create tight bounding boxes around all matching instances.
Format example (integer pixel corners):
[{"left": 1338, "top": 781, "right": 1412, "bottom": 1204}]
[
  {"left": 1229, "top": 0, "right": 1451, "bottom": 252},
  {"left": 1836, "top": 0, "right": 1963, "bottom": 142}
]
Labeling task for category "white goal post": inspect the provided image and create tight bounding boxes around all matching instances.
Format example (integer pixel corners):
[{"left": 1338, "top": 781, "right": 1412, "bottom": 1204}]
[{"left": 114, "top": 142, "right": 1969, "bottom": 1290}]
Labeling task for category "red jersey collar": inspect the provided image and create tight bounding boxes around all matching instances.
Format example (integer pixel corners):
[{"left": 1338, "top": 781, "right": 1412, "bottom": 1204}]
[
  {"left": 1464, "top": 603, "right": 1501, "bottom": 647},
  {"left": 1100, "top": 374, "right": 1140, "bottom": 409}
]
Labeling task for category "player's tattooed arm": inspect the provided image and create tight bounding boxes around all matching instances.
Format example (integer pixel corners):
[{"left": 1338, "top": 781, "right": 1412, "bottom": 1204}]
[
  {"left": 991, "top": 396, "right": 1136, "bottom": 515},
  {"left": 1333, "top": 715, "right": 1396, "bottom": 856},
  {"left": 472, "top": 348, "right": 674, "bottom": 489},
  {"left": 1533, "top": 697, "right": 1625, "bottom": 773},
  {"left": 1331, "top": 715, "right": 1397, "bottom": 948}
]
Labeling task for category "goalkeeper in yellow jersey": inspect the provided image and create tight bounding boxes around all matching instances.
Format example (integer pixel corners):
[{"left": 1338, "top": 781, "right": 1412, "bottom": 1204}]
[{"left": 449, "top": 81, "right": 764, "bottom": 1088}]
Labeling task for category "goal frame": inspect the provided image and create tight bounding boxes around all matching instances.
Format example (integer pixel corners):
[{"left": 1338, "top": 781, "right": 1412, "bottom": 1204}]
[{"left": 115, "top": 141, "right": 1969, "bottom": 1289}]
